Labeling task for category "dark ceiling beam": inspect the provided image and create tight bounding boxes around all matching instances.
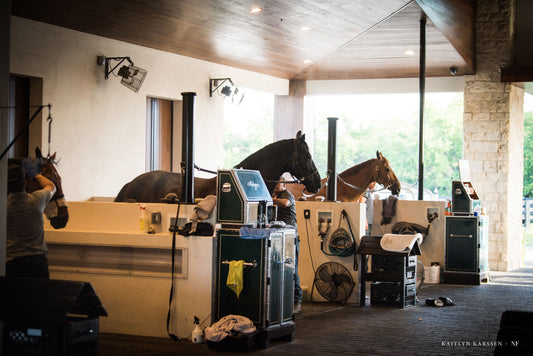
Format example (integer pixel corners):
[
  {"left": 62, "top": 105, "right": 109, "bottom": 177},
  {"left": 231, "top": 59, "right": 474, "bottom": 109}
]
[
  {"left": 501, "top": 67, "right": 533, "bottom": 83},
  {"left": 500, "top": 0, "right": 533, "bottom": 84},
  {"left": 415, "top": 0, "right": 476, "bottom": 73}
]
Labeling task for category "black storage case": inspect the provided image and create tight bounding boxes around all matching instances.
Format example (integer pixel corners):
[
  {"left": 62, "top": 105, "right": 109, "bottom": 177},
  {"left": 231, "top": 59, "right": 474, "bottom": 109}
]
[
  {"left": 443, "top": 215, "right": 489, "bottom": 285},
  {"left": 358, "top": 236, "right": 420, "bottom": 308},
  {"left": 371, "top": 282, "right": 416, "bottom": 307},
  {"left": 0, "top": 277, "right": 107, "bottom": 356},
  {"left": 214, "top": 228, "right": 296, "bottom": 349}
]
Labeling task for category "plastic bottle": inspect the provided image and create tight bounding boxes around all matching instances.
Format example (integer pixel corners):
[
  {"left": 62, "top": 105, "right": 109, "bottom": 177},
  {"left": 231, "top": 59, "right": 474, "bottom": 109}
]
[
  {"left": 139, "top": 205, "right": 149, "bottom": 233},
  {"left": 445, "top": 200, "right": 452, "bottom": 216},
  {"left": 191, "top": 316, "right": 203, "bottom": 344}
]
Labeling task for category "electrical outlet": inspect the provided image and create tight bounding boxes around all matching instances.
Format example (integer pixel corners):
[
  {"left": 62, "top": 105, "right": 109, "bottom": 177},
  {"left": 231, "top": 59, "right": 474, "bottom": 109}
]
[
  {"left": 317, "top": 211, "right": 333, "bottom": 225},
  {"left": 427, "top": 208, "right": 439, "bottom": 221},
  {"left": 304, "top": 209, "right": 311, "bottom": 219}
]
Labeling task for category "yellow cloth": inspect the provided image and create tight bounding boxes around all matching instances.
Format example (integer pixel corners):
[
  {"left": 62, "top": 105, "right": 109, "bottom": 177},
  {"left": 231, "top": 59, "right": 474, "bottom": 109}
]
[{"left": 226, "top": 260, "right": 244, "bottom": 298}]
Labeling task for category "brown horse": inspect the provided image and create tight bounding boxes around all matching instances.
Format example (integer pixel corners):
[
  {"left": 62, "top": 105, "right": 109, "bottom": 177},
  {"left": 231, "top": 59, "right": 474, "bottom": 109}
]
[
  {"left": 287, "top": 151, "right": 401, "bottom": 202},
  {"left": 115, "top": 131, "right": 321, "bottom": 203},
  {"left": 9, "top": 147, "right": 69, "bottom": 229}
]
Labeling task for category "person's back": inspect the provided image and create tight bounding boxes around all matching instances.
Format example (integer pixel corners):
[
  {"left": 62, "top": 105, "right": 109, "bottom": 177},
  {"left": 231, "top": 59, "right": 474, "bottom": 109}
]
[
  {"left": 7, "top": 162, "right": 55, "bottom": 278},
  {"left": 273, "top": 186, "right": 296, "bottom": 226}
]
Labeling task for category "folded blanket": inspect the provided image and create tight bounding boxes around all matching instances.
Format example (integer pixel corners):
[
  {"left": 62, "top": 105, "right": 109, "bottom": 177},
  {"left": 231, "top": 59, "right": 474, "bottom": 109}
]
[{"left": 380, "top": 233, "right": 423, "bottom": 253}]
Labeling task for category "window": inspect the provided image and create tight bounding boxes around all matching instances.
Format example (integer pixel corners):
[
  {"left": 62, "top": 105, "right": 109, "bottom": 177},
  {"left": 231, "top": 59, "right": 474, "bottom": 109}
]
[
  {"left": 305, "top": 92, "right": 464, "bottom": 199},
  {"left": 223, "top": 89, "right": 274, "bottom": 168},
  {"left": 146, "top": 97, "right": 174, "bottom": 171}
]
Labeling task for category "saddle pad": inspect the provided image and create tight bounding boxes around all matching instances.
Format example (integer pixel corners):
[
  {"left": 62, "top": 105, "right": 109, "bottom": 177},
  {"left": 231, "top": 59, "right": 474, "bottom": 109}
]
[{"left": 380, "top": 233, "right": 423, "bottom": 253}]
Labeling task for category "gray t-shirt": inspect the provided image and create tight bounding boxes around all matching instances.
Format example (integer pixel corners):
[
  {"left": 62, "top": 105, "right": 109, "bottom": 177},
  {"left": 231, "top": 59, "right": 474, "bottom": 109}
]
[
  {"left": 363, "top": 189, "right": 374, "bottom": 225},
  {"left": 7, "top": 189, "right": 52, "bottom": 261}
]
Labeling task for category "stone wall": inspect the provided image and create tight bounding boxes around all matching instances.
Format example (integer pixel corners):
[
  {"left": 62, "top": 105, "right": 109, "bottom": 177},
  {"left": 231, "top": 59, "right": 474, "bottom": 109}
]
[{"left": 463, "top": 0, "right": 524, "bottom": 271}]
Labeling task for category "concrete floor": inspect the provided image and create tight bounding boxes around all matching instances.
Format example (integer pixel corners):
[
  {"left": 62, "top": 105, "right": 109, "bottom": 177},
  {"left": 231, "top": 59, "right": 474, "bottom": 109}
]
[{"left": 98, "top": 249, "right": 533, "bottom": 355}]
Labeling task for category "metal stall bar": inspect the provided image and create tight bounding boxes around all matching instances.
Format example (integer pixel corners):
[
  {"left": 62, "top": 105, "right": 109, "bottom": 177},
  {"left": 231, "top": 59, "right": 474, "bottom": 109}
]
[
  {"left": 418, "top": 16, "right": 426, "bottom": 201},
  {"left": 181, "top": 92, "right": 196, "bottom": 203},
  {"left": 327, "top": 117, "right": 338, "bottom": 202}
]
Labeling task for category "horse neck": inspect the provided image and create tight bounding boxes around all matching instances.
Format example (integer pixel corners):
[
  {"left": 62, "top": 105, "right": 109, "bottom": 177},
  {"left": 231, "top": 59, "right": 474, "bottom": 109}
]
[
  {"left": 235, "top": 139, "right": 288, "bottom": 180},
  {"left": 338, "top": 159, "right": 377, "bottom": 199}
]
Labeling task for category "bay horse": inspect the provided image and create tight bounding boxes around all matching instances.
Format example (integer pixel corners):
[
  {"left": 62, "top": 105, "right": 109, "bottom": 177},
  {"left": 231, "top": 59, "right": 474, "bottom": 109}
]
[
  {"left": 287, "top": 151, "right": 401, "bottom": 202},
  {"left": 8, "top": 147, "right": 69, "bottom": 229},
  {"left": 114, "top": 131, "right": 321, "bottom": 203}
]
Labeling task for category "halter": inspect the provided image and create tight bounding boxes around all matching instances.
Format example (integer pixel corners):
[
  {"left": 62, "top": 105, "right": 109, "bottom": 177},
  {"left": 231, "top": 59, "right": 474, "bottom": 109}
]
[
  {"left": 337, "top": 174, "right": 389, "bottom": 193},
  {"left": 39, "top": 157, "right": 65, "bottom": 201},
  {"left": 282, "top": 141, "right": 320, "bottom": 187},
  {"left": 337, "top": 160, "right": 394, "bottom": 193}
]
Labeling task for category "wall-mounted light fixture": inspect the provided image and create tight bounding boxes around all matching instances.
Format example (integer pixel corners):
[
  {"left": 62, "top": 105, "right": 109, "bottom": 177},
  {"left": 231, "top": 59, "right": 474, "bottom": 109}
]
[
  {"left": 209, "top": 78, "right": 245, "bottom": 104},
  {"left": 97, "top": 56, "right": 148, "bottom": 93}
]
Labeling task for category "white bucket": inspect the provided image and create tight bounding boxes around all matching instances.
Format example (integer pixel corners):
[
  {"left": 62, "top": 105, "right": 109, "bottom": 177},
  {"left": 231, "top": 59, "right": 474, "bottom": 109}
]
[{"left": 424, "top": 265, "right": 440, "bottom": 283}]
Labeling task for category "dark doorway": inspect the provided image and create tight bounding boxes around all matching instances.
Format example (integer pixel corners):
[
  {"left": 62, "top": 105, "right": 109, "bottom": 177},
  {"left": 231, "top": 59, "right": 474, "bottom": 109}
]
[
  {"left": 147, "top": 97, "right": 174, "bottom": 171},
  {"left": 7, "top": 75, "right": 30, "bottom": 158}
]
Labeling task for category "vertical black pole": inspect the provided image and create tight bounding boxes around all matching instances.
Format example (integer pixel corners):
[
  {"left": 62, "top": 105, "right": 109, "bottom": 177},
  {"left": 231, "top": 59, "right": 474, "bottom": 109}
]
[
  {"left": 418, "top": 16, "right": 426, "bottom": 201},
  {"left": 181, "top": 92, "right": 196, "bottom": 203},
  {"left": 327, "top": 117, "right": 338, "bottom": 202}
]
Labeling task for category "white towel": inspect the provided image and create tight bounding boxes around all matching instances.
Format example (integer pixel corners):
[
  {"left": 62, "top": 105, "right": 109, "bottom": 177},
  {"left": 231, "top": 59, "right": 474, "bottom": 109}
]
[
  {"left": 204, "top": 314, "right": 256, "bottom": 342},
  {"left": 380, "top": 233, "right": 423, "bottom": 253},
  {"left": 194, "top": 195, "right": 217, "bottom": 220}
]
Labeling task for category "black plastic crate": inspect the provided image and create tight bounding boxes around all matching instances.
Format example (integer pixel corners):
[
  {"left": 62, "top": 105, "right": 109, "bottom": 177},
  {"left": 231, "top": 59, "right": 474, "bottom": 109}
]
[
  {"left": 370, "top": 256, "right": 416, "bottom": 283},
  {"left": 371, "top": 282, "right": 416, "bottom": 308}
]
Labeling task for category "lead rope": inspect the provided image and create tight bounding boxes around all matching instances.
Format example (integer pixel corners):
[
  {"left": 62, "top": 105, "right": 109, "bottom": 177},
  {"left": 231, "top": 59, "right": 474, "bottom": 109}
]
[
  {"left": 166, "top": 200, "right": 182, "bottom": 341},
  {"left": 47, "top": 105, "right": 53, "bottom": 157}
]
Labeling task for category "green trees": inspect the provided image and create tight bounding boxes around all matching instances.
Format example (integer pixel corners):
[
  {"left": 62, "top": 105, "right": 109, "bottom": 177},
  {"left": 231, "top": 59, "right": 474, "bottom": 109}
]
[
  {"left": 223, "top": 91, "right": 465, "bottom": 199},
  {"left": 223, "top": 90, "right": 274, "bottom": 168},
  {"left": 310, "top": 93, "right": 463, "bottom": 198},
  {"left": 523, "top": 111, "right": 533, "bottom": 197},
  {"left": 223, "top": 90, "right": 532, "bottom": 199}
]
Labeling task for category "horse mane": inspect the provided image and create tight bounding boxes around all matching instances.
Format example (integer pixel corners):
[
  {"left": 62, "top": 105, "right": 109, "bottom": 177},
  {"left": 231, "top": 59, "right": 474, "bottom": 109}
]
[
  {"left": 234, "top": 138, "right": 291, "bottom": 168},
  {"left": 340, "top": 158, "right": 377, "bottom": 178}
]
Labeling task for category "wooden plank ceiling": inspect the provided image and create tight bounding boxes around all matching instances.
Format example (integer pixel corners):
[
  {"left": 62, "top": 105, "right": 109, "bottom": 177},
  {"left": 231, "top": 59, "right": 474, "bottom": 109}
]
[{"left": 11, "top": 0, "right": 475, "bottom": 80}]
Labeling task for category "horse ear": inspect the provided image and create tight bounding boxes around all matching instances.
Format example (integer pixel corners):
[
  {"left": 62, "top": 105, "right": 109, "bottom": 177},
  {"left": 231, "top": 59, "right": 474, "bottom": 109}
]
[
  {"left": 376, "top": 151, "right": 383, "bottom": 160},
  {"left": 35, "top": 147, "right": 43, "bottom": 159},
  {"left": 50, "top": 152, "right": 57, "bottom": 161},
  {"left": 296, "top": 130, "right": 302, "bottom": 139}
]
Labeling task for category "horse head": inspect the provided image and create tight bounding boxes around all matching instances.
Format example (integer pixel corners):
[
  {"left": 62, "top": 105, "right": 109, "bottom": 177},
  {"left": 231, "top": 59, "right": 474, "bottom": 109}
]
[
  {"left": 35, "top": 147, "right": 69, "bottom": 229},
  {"left": 284, "top": 131, "right": 321, "bottom": 194},
  {"left": 374, "top": 151, "right": 401, "bottom": 196}
]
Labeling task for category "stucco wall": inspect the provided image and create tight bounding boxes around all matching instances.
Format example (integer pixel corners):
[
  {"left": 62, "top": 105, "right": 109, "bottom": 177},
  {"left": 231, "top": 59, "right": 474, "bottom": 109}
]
[{"left": 10, "top": 17, "right": 288, "bottom": 201}]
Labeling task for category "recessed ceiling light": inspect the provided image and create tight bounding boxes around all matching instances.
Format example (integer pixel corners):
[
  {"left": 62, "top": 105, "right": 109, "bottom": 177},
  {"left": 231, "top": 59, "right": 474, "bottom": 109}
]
[
  {"left": 303, "top": 59, "right": 312, "bottom": 64},
  {"left": 300, "top": 26, "right": 312, "bottom": 32},
  {"left": 404, "top": 49, "right": 415, "bottom": 55},
  {"left": 250, "top": 7, "right": 262, "bottom": 14}
]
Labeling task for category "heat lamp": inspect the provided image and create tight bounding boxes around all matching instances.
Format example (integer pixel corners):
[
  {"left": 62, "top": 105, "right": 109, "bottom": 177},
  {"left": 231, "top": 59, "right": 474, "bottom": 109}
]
[{"left": 97, "top": 56, "right": 147, "bottom": 93}]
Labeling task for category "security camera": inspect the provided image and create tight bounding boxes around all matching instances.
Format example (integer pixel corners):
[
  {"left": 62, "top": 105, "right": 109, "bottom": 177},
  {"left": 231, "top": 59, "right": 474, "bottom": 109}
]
[{"left": 449, "top": 66, "right": 458, "bottom": 75}]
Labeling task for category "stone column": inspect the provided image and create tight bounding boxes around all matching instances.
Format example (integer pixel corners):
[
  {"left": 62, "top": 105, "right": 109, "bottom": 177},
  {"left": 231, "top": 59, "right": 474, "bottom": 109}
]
[{"left": 463, "top": 0, "right": 524, "bottom": 271}]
